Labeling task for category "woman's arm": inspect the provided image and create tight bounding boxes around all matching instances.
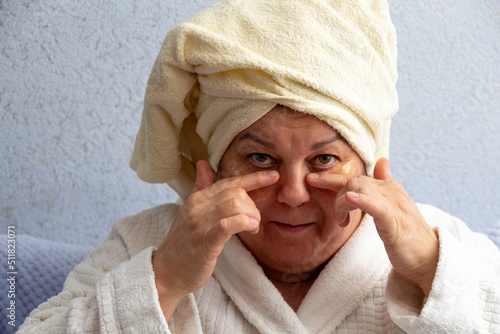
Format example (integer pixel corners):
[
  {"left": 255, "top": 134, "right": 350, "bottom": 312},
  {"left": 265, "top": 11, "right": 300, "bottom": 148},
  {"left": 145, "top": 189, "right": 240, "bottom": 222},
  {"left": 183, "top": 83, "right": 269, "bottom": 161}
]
[
  {"left": 307, "top": 158, "right": 500, "bottom": 332},
  {"left": 307, "top": 158, "right": 440, "bottom": 295},
  {"left": 17, "top": 205, "right": 178, "bottom": 333},
  {"left": 152, "top": 161, "right": 279, "bottom": 320},
  {"left": 386, "top": 205, "right": 500, "bottom": 333}
]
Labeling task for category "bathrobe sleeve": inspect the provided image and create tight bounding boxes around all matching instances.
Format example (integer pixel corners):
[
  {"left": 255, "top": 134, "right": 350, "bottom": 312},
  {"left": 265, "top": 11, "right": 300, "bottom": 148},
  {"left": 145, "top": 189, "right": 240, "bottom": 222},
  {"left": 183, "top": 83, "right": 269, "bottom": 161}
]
[
  {"left": 386, "top": 204, "right": 500, "bottom": 333},
  {"left": 17, "top": 204, "right": 187, "bottom": 334}
]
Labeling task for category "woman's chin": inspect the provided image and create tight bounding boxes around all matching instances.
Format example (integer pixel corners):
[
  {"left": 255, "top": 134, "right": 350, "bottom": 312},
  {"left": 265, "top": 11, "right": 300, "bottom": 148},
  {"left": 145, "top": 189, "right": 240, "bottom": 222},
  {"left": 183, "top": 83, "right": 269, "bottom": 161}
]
[
  {"left": 260, "top": 243, "right": 331, "bottom": 275},
  {"left": 238, "top": 230, "right": 334, "bottom": 274}
]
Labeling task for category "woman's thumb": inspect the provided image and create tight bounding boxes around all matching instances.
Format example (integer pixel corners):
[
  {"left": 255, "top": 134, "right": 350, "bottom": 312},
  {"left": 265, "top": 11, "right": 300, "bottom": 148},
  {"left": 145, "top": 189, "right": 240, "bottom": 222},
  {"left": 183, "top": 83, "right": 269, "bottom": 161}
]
[
  {"left": 193, "top": 160, "right": 215, "bottom": 192},
  {"left": 373, "top": 157, "right": 393, "bottom": 181}
]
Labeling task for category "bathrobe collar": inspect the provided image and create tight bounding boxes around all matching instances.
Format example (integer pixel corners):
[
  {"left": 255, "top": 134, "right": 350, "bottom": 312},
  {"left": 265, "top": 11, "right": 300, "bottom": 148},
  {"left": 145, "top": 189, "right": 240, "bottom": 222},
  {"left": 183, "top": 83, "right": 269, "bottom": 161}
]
[{"left": 214, "top": 213, "right": 391, "bottom": 333}]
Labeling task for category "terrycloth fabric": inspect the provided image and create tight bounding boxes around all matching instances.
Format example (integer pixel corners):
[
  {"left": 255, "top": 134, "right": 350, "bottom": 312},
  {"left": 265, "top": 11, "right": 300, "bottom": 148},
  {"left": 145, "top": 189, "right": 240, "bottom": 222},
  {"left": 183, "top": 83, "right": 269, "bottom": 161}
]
[
  {"left": 0, "top": 235, "right": 91, "bottom": 333},
  {"left": 130, "top": 0, "right": 398, "bottom": 199},
  {"left": 18, "top": 204, "right": 500, "bottom": 333}
]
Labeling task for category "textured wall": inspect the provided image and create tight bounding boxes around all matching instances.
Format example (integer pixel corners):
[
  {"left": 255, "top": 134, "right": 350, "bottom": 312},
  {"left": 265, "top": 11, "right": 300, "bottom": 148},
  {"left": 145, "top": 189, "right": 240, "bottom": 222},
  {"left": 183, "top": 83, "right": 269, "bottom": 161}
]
[
  {"left": 1, "top": 0, "right": 499, "bottom": 247},
  {"left": 389, "top": 0, "right": 500, "bottom": 235}
]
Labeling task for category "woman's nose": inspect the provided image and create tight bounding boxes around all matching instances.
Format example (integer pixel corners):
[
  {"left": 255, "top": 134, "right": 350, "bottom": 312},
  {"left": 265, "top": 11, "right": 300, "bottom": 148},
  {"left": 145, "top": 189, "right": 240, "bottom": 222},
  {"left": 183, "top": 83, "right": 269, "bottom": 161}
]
[{"left": 276, "top": 165, "right": 310, "bottom": 207}]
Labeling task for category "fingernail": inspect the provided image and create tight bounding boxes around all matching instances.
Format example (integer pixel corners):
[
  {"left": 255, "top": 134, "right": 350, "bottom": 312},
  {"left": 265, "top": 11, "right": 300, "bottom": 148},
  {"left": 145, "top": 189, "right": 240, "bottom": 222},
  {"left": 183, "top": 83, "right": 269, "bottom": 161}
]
[
  {"left": 250, "top": 218, "right": 260, "bottom": 227},
  {"left": 334, "top": 212, "right": 350, "bottom": 227},
  {"left": 266, "top": 170, "right": 279, "bottom": 178},
  {"left": 308, "top": 173, "right": 319, "bottom": 180},
  {"left": 334, "top": 212, "right": 345, "bottom": 223},
  {"left": 249, "top": 228, "right": 259, "bottom": 234},
  {"left": 347, "top": 191, "right": 359, "bottom": 199},
  {"left": 339, "top": 220, "right": 350, "bottom": 228}
]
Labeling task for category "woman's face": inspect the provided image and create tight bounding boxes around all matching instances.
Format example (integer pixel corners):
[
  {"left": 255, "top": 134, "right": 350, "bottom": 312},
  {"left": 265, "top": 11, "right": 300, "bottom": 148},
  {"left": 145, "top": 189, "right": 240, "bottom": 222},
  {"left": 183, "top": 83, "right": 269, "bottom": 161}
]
[{"left": 219, "top": 106, "right": 365, "bottom": 274}]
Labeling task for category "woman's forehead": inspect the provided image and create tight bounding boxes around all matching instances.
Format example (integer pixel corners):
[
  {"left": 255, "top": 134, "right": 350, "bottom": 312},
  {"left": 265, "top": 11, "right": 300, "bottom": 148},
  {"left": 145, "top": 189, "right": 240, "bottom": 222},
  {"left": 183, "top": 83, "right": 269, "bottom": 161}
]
[
  {"left": 241, "top": 106, "right": 340, "bottom": 138},
  {"left": 230, "top": 106, "right": 352, "bottom": 155}
]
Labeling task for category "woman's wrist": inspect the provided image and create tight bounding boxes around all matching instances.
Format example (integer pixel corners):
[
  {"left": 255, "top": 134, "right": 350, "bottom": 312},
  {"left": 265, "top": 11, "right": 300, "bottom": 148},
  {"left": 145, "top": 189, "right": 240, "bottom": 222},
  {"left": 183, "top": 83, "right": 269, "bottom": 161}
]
[
  {"left": 152, "top": 252, "right": 187, "bottom": 321},
  {"left": 414, "top": 229, "right": 439, "bottom": 297}
]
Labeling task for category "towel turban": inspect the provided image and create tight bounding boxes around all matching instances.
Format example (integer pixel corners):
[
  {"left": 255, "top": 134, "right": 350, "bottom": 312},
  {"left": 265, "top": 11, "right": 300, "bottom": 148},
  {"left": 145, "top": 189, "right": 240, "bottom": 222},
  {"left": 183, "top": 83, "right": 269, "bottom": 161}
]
[{"left": 130, "top": 0, "right": 398, "bottom": 200}]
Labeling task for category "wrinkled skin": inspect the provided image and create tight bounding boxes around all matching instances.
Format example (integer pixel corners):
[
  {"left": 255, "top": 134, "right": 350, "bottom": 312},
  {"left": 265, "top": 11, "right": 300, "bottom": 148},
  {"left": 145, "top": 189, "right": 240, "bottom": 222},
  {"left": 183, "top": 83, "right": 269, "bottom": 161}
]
[{"left": 152, "top": 106, "right": 439, "bottom": 319}]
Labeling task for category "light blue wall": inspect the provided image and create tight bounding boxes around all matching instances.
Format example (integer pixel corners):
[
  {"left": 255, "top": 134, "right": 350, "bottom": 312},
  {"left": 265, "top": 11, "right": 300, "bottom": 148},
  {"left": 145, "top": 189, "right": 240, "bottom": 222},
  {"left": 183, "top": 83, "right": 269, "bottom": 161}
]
[
  {"left": 1, "top": 0, "right": 499, "bottom": 246},
  {"left": 389, "top": 0, "right": 500, "bottom": 235}
]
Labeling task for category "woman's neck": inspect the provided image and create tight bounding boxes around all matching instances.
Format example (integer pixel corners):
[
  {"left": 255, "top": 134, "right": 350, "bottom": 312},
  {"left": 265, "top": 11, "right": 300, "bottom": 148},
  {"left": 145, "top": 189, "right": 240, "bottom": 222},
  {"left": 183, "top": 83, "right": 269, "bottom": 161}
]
[
  {"left": 261, "top": 263, "right": 325, "bottom": 284},
  {"left": 260, "top": 262, "right": 326, "bottom": 312}
]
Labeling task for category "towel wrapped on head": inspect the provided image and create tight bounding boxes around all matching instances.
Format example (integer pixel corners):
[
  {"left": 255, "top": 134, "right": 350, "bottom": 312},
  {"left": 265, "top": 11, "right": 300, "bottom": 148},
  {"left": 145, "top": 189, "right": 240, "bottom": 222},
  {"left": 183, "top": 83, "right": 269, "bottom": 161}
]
[{"left": 130, "top": 0, "right": 398, "bottom": 200}]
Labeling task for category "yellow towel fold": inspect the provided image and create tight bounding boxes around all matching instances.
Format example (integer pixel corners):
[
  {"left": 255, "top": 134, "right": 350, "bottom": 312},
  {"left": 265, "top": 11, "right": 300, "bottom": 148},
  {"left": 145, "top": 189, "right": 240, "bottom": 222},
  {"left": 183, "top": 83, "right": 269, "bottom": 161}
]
[{"left": 130, "top": 0, "right": 398, "bottom": 199}]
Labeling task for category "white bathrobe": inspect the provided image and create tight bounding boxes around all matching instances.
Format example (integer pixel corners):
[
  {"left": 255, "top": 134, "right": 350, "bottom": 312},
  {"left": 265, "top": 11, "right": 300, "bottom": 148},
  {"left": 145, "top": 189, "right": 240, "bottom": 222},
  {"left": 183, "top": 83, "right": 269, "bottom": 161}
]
[{"left": 18, "top": 203, "right": 500, "bottom": 333}]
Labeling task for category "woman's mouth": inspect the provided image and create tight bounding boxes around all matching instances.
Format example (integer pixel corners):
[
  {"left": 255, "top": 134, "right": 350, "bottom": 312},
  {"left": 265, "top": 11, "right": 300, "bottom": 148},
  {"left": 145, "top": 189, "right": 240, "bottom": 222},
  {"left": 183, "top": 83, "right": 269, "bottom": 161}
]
[{"left": 269, "top": 221, "right": 315, "bottom": 234}]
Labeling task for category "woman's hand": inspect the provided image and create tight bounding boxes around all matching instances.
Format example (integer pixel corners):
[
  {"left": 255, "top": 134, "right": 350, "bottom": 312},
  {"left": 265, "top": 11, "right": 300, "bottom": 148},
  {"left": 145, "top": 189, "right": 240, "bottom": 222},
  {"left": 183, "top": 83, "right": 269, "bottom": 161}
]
[
  {"left": 152, "top": 160, "right": 279, "bottom": 320},
  {"left": 307, "top": 158, "right": 439, "bottom": 296}
]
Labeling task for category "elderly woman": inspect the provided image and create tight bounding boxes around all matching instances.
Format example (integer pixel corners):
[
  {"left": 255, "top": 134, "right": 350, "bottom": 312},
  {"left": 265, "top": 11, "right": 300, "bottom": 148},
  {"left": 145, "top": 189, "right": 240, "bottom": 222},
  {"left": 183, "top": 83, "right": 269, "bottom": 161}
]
[{"left": 19, "top": 0, "right": 500, "bottom": 333}]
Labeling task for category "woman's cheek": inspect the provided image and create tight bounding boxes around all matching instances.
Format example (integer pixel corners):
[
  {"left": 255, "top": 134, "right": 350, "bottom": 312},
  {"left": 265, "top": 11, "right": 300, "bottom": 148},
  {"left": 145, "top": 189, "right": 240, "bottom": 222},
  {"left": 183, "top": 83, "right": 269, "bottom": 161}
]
[
  {"left": 218, "top": 159, "right": 252, "bottom": 179},
  {"left": 248, "top": 186, "right": 276, "bottom": 208},
  {"left": 311, "top": 186, "right": 338, "bottom": 200},
  {"left": 308, "top": 160, "right": 361, "bottom": 211},
  {"left": 339, "top": 160, "right": 360, "bottom": 176},
  {"left": 310, "top": 189, "right": 338, "bottom": 220}
]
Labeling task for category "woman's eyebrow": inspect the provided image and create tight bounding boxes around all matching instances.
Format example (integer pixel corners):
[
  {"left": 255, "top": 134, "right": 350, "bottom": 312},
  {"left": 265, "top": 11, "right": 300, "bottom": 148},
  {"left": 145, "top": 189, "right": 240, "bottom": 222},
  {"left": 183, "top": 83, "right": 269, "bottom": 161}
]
[
  {"left": 310, "top": 134, "right": 344, "bottom": 150},
  {"left": 237, "top": 132, "right": 345, "bottom": 151},
  {"left": 237, "top": 132, "right": 277, "bottom": 149}
]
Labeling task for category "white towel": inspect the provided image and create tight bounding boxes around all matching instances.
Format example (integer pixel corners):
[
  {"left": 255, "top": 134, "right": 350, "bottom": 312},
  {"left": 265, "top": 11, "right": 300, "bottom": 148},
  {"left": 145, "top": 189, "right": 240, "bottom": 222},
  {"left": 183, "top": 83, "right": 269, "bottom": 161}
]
[{"left": 130, "top": 0, "right": 398, "bottom": 199}]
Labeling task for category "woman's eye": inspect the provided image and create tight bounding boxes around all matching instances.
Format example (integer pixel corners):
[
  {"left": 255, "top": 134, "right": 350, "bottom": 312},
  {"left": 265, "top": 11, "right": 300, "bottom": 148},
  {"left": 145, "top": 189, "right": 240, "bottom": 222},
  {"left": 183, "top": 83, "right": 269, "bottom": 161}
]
[
  {"left": 249, "top": 153, "right": 275, "bottom": 166},
  {"left": 312, "top": 155, "right": 337, "bottom": 167}
]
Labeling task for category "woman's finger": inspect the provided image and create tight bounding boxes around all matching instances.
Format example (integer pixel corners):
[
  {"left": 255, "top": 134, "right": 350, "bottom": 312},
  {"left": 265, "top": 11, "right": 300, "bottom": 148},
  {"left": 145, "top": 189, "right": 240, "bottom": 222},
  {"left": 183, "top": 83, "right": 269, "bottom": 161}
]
[
  {"left": 204, "top": 192, "right": 261, "bottom": 228},
  {"left": 373, "top": 157, "right": 393, "bottom": 181},
  {"left": 306, "top": 172, "right": 350, "bottom": 192},
  {"left": 193, "top": 160, "right": 216, "bottom": 192},
  {"left": 343, "top": 190, "right": 398, "bottom": 239},
  {"left": 195, "top": 160, "right": 280, "bottom": 196},
  {"left": 205, "top": 214, "right": 260, "bottom": 249},
  {"left": 331, "top": 192, "right": 361, "bottom": 225},
  {"left": 206, "top": 169, "right": 280, "bottom": 196}
]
